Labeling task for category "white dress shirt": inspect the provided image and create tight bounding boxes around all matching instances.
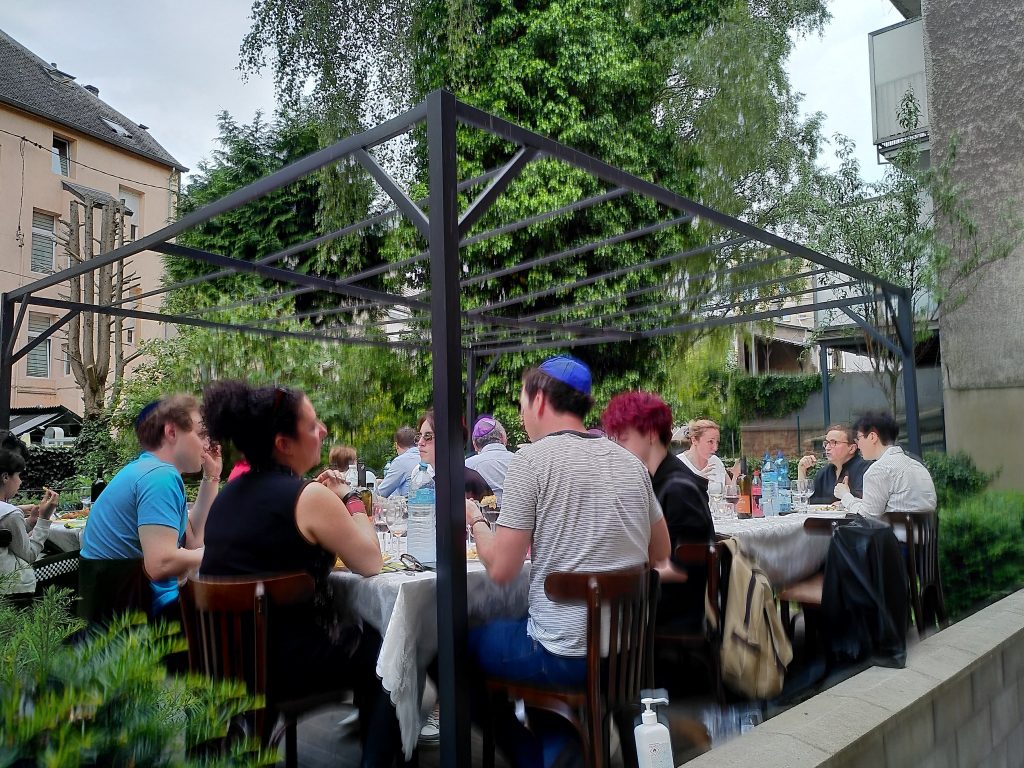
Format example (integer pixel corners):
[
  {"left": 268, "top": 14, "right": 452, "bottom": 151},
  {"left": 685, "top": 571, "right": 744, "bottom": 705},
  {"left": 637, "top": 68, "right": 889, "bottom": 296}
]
[{"left": 840, "top": 445, "right": 937, "bottom": 539}]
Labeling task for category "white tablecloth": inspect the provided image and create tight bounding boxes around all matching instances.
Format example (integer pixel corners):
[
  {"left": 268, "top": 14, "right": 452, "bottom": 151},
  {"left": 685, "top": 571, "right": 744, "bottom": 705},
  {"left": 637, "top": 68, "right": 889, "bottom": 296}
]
[
  {"left": 714, "top": 512, "right": 847, "bottom": 587},
  {"left": 46, "top": 522, "right": 83, "bottom": 552},
  {"left": 329, "top": 561, "right": 530, "bottom": 758}
]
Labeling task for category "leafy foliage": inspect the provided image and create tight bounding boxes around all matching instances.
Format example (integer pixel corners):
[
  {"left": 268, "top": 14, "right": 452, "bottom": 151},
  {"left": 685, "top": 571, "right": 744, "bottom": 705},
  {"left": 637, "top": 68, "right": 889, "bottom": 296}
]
[
  {"left": 780, "top": 90, "right": 1023, "bottom": 408},
  {"left": 922, "top": 450, "right": 992, "bottom": 510},
  {"left": 20, "top": 446, "right": 78, "bottom": 491},
  {"left": 0, "top": 591, "right": 271, "bottom": 766},
  {"left": 72, "top": 416, "right": 121, "bottom": 482},
  {"left": 939, "top": 491, "right": 1024, "bottom": 617},
  {"left": 730, "top": 373, "right": 822, "bottom": 420},
  {"left": 663, "top": 333, "right": 741, "bottom": 455}
]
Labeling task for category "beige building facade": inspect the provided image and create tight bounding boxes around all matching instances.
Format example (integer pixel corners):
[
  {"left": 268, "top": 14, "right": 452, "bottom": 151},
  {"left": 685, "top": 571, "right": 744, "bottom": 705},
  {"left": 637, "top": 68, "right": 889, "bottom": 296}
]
[{"left": 0, "top": 29, "right": 184, "bottom": 415}]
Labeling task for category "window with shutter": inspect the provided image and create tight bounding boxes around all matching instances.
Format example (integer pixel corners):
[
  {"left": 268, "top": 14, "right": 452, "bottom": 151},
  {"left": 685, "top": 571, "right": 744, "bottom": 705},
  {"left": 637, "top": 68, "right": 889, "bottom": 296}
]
[
  {"left": 31, "top": 212, "right": 56, "bottom": 273},
  {"left": 27, "top": 313, "right": 52, "bottom": 378},
  {"left": 52, "top": 137, "right": 70, "bottom": 176}
]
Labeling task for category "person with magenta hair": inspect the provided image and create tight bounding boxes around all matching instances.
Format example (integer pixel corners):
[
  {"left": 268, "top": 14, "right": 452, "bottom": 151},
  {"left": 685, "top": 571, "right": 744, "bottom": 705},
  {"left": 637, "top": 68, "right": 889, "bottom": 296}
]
[
  {"left": 199, "top": 380, "right": 400, "bottom": 768},
  {"left": 602, "top": 391, "right": 714, "bottom": 634}
]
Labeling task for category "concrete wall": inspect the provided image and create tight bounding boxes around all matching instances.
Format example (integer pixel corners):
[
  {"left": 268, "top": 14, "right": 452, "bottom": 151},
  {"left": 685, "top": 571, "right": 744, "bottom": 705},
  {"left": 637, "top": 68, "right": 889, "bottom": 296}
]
[
  {"left": 921, "top": 1, "right": 1024, "bottom": 490},
  {"left": 686, "top": 588, "right": 1024, "bottom": 767},
  {"left": 0, "top": 103, "right": 178, "bottom": 414}
]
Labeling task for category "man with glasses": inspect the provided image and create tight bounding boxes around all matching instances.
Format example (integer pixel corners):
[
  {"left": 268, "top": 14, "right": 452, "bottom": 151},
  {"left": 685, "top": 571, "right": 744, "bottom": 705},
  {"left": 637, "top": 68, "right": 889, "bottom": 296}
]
[
  {"left": 835, "top": 411, "right": 936, "bottom": 528},
  {"left": 466, "top": 355, "right": 670, "bottom": 766},
  {"left": 797, "top": 423, "right": 872, "bottom": 504}
]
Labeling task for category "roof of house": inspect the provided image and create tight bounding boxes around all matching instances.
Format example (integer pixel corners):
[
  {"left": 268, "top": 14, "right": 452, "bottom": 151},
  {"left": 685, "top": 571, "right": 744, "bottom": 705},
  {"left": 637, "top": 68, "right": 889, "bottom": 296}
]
[
  {"left": 0, "top": 28, "right": 187, "bottom": 172},
  {"left": 9, "top": 406, "right": 82, "bottom": 438}
]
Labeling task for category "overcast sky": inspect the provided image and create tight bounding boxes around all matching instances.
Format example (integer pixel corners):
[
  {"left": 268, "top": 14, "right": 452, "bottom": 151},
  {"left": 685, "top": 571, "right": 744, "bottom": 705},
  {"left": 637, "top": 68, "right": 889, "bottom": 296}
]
[{"left": 2, "top": 0, "right": 904, "bottom": 186}]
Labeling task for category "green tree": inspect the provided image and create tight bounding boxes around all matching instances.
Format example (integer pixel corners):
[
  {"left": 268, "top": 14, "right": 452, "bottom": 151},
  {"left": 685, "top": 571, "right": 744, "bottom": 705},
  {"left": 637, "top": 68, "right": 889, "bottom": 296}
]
[
  {"left": 241, "top": 1, "right": 748, "bottom": 417},
  {"left": 780, "top": 91, "right": 1023, "bottom": 408},
  {"left": 131, "top": 110, "right": 426, "bottom": 471}
]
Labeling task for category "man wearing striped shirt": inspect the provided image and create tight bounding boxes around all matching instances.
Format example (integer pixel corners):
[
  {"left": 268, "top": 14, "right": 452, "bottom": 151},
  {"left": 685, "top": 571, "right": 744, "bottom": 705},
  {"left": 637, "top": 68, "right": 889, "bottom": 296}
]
[{"left": 467, "top": 355, "right": 670, "bottom": 767}]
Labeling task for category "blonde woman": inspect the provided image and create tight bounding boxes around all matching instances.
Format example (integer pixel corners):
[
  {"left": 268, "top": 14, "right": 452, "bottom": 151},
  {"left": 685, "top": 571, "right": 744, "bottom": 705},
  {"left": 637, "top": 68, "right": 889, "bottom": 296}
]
[{"left": 678, "top": 419, "right": 731, "bottom": 487}]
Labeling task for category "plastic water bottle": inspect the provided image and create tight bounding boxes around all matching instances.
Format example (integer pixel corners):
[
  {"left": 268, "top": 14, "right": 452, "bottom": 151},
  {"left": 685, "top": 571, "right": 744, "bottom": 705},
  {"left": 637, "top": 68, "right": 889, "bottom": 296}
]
[
  {"left": 761, "top": 452, "right": 777, "bottom": 516},
  {"left": 634, "top": 697, "right": 673, "bottom": 768},
  {"left": 406, "top": 463, "right": 436, "bottom": 564},
  {"left": 776, "top": 450, "right": 791, "bottom": 514}
]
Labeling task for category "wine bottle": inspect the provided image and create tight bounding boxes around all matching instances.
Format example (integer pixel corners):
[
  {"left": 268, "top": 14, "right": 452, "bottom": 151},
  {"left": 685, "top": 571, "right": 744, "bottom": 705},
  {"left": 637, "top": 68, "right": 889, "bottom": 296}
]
[
  {"left": 736, "top": 458, "right": 752, "bottom": 519},
  {"left": 90, "top": 467, "right": 107, "bottom": 502}
]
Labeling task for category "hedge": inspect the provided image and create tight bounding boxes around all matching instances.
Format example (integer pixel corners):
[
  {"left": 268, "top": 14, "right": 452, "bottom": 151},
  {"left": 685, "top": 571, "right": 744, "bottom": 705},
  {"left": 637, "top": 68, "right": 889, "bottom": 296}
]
[
  {"left": 939, "top": 490, "right": 1024, "bottom": 617},
  {"left": 731, "top": 374, "right": 822, "bottom": 421}
]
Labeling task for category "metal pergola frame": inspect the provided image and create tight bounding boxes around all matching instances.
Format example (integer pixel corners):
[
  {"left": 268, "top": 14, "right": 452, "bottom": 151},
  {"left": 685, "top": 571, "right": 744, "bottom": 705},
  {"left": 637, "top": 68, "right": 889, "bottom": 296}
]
[{"left": 0, "top": 90, "right": 921, "bottom": 767}]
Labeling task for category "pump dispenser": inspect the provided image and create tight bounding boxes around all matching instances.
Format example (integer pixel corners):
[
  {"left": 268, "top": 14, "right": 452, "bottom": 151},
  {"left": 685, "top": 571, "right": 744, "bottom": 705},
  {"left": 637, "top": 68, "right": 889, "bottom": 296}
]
[{"left": 634, "top": 697, "right": 673, "bottom": 768}]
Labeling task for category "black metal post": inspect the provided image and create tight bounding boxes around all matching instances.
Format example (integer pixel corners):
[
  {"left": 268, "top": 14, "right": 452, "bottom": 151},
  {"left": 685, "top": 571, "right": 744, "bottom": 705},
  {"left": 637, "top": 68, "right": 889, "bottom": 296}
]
[
  {"left": 427, "top": 89, "right": 470, "bottom": 768},
  {"left": 896, "top": 291, "right": 922, "bottom": 456},
  {"left": 466, "top": 351, "right": 476, "bottom": 455},
  {"left": 819, "top": 343, "right": 831, "bottom": 428},
  {"left": 0, "top": 295, "right": 13, "bottom": 429}
]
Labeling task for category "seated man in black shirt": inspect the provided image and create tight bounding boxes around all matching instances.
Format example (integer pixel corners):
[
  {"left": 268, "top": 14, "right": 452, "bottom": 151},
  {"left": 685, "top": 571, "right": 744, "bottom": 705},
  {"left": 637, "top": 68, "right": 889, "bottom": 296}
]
[{"left": 797, "top": 423, "right": 871, "bottom": 504}]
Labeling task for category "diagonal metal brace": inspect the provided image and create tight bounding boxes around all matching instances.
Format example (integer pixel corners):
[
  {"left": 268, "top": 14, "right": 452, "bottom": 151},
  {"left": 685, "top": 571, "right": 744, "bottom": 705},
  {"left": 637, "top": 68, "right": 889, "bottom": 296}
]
[
  {"left": 354, "top": 148, "right": 430, "bottom": 239},
  {"left": 458, "top": 146, "right": 538, "bottom": 237}
]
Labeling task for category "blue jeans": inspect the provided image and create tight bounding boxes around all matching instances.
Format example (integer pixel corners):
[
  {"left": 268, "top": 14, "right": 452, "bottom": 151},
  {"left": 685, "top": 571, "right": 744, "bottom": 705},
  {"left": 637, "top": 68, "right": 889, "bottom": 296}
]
[{"left": 469, "top": 618, "right": 586, "bottom": 768}]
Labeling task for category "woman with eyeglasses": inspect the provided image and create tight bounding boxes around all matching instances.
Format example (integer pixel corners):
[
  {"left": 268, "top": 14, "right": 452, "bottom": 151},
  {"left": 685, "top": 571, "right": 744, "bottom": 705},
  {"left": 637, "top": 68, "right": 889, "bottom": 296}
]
[
  {"left": 411, "top": 409, "right": 492, "bottom": 502},
  {"left": 0, "top": 431, "right": 59, "bottom": 598},
  {"left": 199, "top": 381, "right": 400, "bottom": 767}
]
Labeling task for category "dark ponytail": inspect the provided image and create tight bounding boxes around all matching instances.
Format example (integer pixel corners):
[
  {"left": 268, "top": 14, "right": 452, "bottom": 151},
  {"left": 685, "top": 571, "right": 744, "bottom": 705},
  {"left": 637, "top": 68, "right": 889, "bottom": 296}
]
[{"left": 202, "top": 381, "right": 303, "bottom": 470}]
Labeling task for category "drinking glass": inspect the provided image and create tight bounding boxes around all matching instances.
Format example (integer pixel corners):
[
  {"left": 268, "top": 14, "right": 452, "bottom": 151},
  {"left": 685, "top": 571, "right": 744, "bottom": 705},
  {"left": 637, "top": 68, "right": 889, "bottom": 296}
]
[
  {"left": 372, "top": 496, "right": 391, "bottom": 552},
  {"left": 724, "top": 483, "right": 739, "bottom": 508},
  {"left": 708, "top": 480, "right": 724, "bottom": 515},
  {"left": 795, "top": 479, "right": 811, "bottom": 512},
  {"left": 482, "top": 506, "right": 500, "bottom": 534},
  {"left": 385, "top": 497, "right": 408, "bottom": 556}
]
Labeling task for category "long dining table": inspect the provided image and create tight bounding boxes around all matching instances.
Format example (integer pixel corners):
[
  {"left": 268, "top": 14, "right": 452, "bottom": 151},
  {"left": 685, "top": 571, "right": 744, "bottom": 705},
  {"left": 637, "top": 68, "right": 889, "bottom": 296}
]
[
  {"left": 328, "top": 560, "right": 531, "bottom": 759},
  {"left": 713, "top": 510, "right": 849, "bottom": 588}
]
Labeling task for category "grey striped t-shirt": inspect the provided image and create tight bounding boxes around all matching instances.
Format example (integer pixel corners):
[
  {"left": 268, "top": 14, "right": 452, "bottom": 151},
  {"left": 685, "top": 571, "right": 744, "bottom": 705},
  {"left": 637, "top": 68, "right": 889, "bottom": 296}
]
[{"left": 498, "top": 431, "right": 662, "bottom": 657}]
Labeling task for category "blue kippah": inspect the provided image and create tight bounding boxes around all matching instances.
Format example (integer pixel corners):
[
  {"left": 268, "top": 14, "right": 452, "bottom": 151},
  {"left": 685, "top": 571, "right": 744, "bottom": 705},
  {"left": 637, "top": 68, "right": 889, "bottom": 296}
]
[
  {"left": 135, "top": 399, "right": 162, "bottom": 428},
  {"left": 539, "top": 355, "right": 592, "bottom": 395}
]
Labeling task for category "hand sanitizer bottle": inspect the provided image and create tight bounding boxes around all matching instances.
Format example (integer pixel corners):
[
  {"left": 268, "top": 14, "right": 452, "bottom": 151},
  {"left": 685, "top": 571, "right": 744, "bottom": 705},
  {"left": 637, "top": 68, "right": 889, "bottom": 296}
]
[{"left": 634, "top": 697, "right": 673, "bottom": 768}]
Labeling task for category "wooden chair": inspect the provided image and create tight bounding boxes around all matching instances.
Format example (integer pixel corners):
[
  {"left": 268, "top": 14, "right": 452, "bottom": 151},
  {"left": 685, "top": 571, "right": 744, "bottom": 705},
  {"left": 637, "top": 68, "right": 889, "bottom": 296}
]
[
  {"left": 777, "top": 517, "right": 851, "bottom": 645},
  {"left": 179, "top": 573, "right": 346, "bottom": 768},
  {"left": 483, "top": 565, "right": 652, "bottom": 768},
  {"left": 653, "top": 542, "right": 725, "bottom": 704},
  {"left": 885, "top": 511, "right": 948, "bottom": 637}
]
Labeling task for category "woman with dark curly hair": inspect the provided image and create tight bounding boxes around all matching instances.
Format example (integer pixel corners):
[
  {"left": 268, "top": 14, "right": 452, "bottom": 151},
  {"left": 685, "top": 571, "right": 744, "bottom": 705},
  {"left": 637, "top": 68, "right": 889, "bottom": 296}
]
[
  {"left": 602, "top": 392, "right": 713, "bottom": 633},
  {"left": 199, "top": 380, "right": 399, "bottom": 767}
]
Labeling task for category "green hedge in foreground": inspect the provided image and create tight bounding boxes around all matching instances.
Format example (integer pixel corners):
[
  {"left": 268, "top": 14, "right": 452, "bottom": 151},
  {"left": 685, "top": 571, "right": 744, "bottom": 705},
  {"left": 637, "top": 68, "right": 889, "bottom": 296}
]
[{"left": 939, "top": 490, "right": 1024, "bottom": 618}]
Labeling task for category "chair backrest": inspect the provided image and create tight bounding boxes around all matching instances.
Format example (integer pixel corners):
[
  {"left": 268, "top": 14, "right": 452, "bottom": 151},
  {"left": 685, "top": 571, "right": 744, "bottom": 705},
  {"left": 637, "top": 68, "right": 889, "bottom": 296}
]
[
  {"left": 672, "top": 542, "right": 721, "bottom": 632},
  {"left": 78, "top": 557, "right": 150, "bottom": 624},
  {"left": 544, "top": 565, "right": 651, "bottom": 737},
  {"left": 180, "top": 573, "right": 315, "bottom": 702},
  {"left": 885, "top": 511, "right": 939, "bottom": 588},
  {"left": 33, "top": 549, "right": 80, "bottom": 595}
]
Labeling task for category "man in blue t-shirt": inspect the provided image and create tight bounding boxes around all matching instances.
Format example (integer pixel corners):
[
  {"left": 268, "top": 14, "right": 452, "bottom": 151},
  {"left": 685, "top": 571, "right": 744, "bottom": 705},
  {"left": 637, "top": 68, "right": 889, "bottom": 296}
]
[{"left": 80, "top": 394, "right": 221, "bottom": 620}]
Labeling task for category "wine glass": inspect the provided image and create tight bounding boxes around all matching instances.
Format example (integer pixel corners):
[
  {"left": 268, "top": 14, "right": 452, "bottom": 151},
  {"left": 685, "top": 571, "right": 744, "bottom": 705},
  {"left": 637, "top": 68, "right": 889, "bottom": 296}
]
[
  {"left": 482, "top": 506, "right": 500, "bottom": 534},
  {"left": 708, "top": 480, "right": 724, "bottom": 515},
  {"left": 795, "top": 479, "right": 811, "bottom": 512},
  {"left": 724, "top": 483, "right": 739, "bottom": 508},
  {"left": 372, "top": 495, "right": 391, "bottom": 552},
  {"left": 385, "top": 497, "right": 408, "bottom": 556}
]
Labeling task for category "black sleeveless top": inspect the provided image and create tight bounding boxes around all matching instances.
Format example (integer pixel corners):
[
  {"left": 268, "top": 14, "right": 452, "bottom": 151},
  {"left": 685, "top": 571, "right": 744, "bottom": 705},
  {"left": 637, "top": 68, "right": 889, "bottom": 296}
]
[
  {"left": 200, "top": 467, "right": 349, "bottom": 685},
  {"left": 201, "top": 466, "right": 333, "bottom": 580}
]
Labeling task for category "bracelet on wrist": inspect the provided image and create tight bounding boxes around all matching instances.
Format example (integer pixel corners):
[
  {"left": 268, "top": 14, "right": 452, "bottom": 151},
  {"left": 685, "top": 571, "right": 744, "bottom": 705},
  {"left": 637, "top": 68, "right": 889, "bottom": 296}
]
[
  {"left": 202, "top": 475, "right": 219, "bottom": 483},
  {"left": 470, "top": 516, "right": 489, "bottom": 531}
]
